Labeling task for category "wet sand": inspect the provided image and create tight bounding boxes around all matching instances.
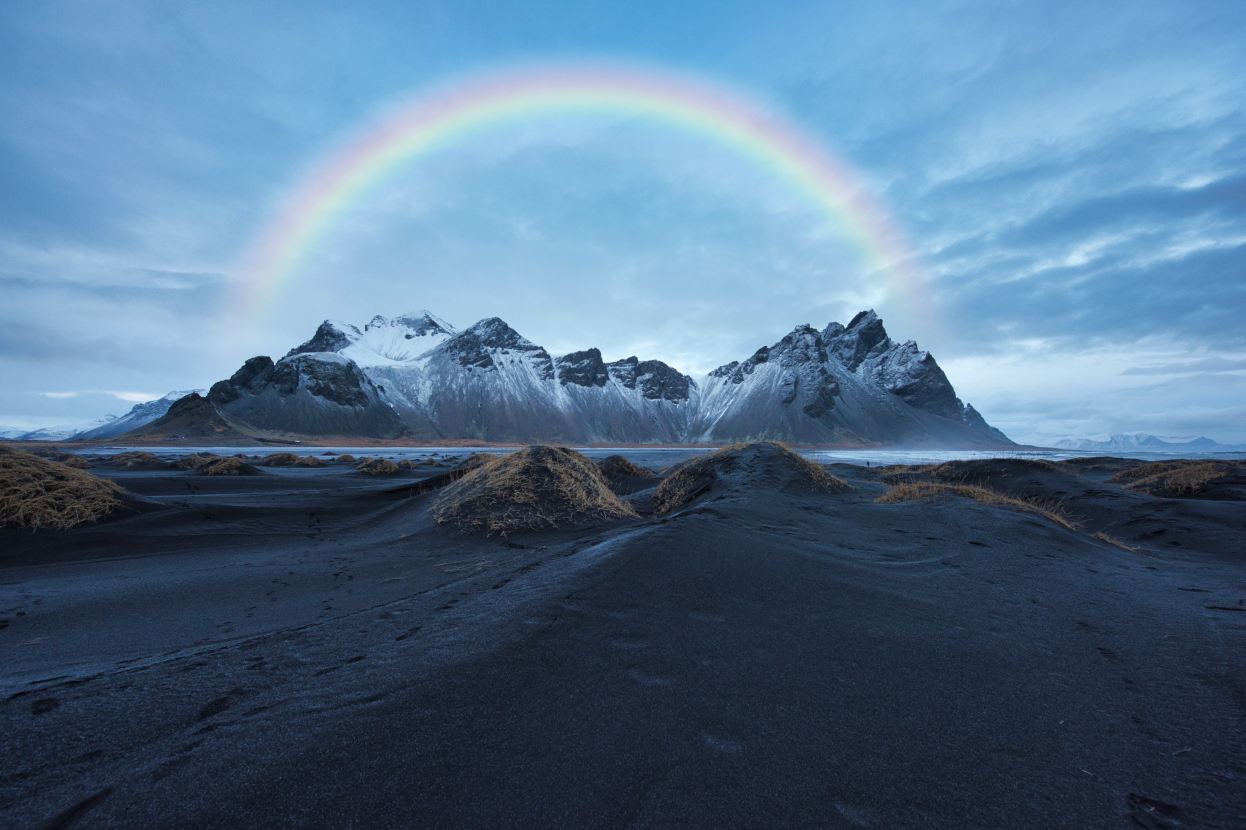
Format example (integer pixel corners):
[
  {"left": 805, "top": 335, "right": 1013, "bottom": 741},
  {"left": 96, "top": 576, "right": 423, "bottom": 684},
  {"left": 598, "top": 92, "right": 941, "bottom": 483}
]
[{"left": 2, "top": 451, "right": 1244, "bottom": 828}]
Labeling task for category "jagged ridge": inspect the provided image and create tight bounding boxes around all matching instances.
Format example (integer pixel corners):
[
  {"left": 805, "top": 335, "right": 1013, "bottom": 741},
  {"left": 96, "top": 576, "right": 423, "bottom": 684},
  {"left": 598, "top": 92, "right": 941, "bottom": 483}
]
[{"left": 197, "top": 309, "right": 1012, "bottom": 447}]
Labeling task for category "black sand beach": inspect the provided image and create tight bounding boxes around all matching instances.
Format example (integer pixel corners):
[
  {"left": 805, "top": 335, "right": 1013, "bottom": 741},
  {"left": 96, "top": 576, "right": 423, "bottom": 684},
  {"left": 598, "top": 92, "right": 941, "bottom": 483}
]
[{"left": 2, "top": 446, "right": 1244, "bottom": 828}]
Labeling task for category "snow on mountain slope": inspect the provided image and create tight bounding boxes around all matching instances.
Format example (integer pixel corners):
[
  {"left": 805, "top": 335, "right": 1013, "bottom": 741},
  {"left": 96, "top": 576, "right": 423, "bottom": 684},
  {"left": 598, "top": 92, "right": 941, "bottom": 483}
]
[
  {"left": 74, "top": 390, "right": 207, "bottom": 440},
  {"left": 286, "top": 311, "right": 456, "bottom": 368},
  {"left": 692, "top": 314, "right": 1010, "bottom": 446},
  {"left": 15, "top": 415, "right": 120, "bottom": 442},
  {"left": 203, "top": 308, "right": 1011, "bottom": 446},
  {"left": 1052, "top": 433, "right": 1246, "bottom": 452}
]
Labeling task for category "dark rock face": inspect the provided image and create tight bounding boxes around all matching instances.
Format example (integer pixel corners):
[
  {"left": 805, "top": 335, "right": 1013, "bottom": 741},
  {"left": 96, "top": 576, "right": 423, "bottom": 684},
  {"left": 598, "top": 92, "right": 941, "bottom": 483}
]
[
  {"left": 285, "top": 322, "right": 355, "bottom": 359},
  {"left": 272, "top": 355, "right": 371, "bottom": 408},
  {"left": 826, "top": 311, "right": 891, "bottom": 371},
  {"left": 208, "top": 356, "right": 276, "bottom": 405},
  {"left": 821, "top": 311, "right": 960, "bottom": 420},
  {"left": 556, "top": 349, "right": 609, "bottom": 387},
  {"left": 873, "top": 343, "right": 961, "bottom": 420},
  {"left": 444, "top": 318, "right": 554, "bottom": 380},
  {"left": 635, "top": 360, "right": 691, "bottom": 402},
  {"left": 210, "top": 354, "right": 405, "bottom": 439},
  {"left": 604, "top": 357, "right": 691, "bottom": 401},
  {"left": 606, "top": 357, "right": 639, "bottom": 388}
]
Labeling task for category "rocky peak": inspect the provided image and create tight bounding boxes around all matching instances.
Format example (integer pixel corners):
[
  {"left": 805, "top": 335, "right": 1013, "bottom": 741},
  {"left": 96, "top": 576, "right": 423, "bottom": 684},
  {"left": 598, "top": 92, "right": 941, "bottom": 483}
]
[
  {"left": 208, "top": 356, "right": 277, "bottom": 404},
  {"left": 960, "top": 401, "right": 1013, "bottom": 443},
  {"left": 826, "top": 310, "right": 892, "bottom": 371},
  {"left": 635, "top": 360, "right": 692, "bottom": 402},
  {"left": 606, "top": 356, "right": 692, "bottom": 401},
  {"left": 442, "top": 318, "right": 554, "bottom": 379},
  {"left": 774, "top": 325, "right": 828, "bottom": 368},
  {"left": 271, "top": 353, "right": 377, "bottom": 408},
  {"left": 393, "top": 310, "right": 456, "bottom": 337},
  {"left": 285, "top": 321, "right": 358, "bottom": 358},
  {"left": 556, "top": 349, "right": 609, "bottom": 387}
]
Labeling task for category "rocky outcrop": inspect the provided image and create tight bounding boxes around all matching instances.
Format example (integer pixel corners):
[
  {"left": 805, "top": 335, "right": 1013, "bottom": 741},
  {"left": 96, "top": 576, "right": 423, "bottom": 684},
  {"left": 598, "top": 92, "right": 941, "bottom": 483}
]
[
  {"left": 556, "top": 349, "right": 609, "bottom": 387},
  {"left": 208, "top": 353, "right": 406, "bottom": 439}
]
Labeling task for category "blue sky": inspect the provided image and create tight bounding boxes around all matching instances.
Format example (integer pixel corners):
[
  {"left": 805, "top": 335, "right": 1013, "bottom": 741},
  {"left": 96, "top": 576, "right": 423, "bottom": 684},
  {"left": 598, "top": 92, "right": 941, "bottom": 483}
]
[{"left": 2, "top": 0, "right": 1244, "bottom": 444}]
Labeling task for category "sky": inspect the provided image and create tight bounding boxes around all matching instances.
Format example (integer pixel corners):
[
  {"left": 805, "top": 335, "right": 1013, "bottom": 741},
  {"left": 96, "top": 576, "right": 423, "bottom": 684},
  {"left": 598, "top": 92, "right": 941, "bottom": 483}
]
[{"left": 1, "top": 0, "right": 1244, "bottom": 445}]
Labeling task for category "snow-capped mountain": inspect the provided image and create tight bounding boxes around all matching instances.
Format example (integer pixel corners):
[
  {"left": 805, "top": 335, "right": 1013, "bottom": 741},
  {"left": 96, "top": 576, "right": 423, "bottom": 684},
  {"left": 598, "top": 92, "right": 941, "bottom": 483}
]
[
  {"left": 196, "top": 309, "right": 1012, "bottom": 446},
  {"left": 1052, "top": 434, "right": 1246, "bottom": 453},
  {"left": 74, "top": 390, "right": 206, "bottom": 440},
  {"left": 11, "top": 415, "right": 120, "bottom": 442},
  {"left": 690, "top": 311, "right": 1008, "bottom": 445}
]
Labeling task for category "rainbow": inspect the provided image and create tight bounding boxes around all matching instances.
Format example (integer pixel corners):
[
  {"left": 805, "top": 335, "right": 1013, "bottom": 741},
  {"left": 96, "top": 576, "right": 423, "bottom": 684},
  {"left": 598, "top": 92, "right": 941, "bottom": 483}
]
[{"left": 237, "top": 63, "right": 926, "bottom": 319}]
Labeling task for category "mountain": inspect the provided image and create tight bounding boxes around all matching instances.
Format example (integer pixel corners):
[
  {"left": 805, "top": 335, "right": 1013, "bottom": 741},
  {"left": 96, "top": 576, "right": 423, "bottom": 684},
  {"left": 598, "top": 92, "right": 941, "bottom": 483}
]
[
  {"left": 74, "top": 390, "right": 206, "bottom": 440},
  {"left": 197, "top": 309, "right": 1011, "bottom": 447},
  {"left": 1052, "top": 433, "right": 1246, "bottom": 453},
  {"left": 119, "top": 393, "right": 295, "bottom": 445},
  {"left": 13, "top": 415, "right": 119, "bottom": 442}
]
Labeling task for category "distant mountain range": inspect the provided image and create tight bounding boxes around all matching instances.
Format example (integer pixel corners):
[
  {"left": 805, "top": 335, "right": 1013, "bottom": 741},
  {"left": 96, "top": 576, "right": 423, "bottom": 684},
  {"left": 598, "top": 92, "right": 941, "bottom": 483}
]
[
  {"left": 1052, "top": 434, "right": 1246, "bottom": 453},
  {"left": 175, "top": 308, "right": 1011, "bottom": 447},
  {"left": 0, "top": 391, "right": 203, "bottom": 442}
]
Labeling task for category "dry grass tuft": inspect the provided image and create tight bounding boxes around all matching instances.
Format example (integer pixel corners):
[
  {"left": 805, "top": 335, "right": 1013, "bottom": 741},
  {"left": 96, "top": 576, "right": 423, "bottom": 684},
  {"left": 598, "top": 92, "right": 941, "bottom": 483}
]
[
  {"left": 294, "top": 455, "right": 325, "bottom": 467},
  {"left": 356, "top": 458, "right": 400, "bottom": 475},
  {"left": 597, "top": 455, "right": 656, "bottom": 478},
  {"left": 258, "top": 452, "right": 301, "bottom": 466},
  {"left": 431, "top": 445, "right": 635, "bottom": 535},
  {"left": 203, "top": 457, "right": 246, "bottom": 476},
  {"left": 55, "top": 454, "right": 92, "bottom": 469},
  {"left": 397, "top": 459, "right": 417, "bottom": 470},
  {"left": 423, "top": 457, "right": 441, "bottom": 466},
  {"left": 456, "top": 452, "right": 501, "bottom": 472},
  {"left": 172, "top": 453, "right": 219, "bottom": 470},
  {"left": 336, "top": 454, "right": 356, "bottom": 463},
  {"left": 1, "top": 445, "right": 124, "bottom": 529},
  {"left": 653, "top": 442, "right": 851, "bottom": 515},
  {"left": 110, "top": 451, "right": 163, "bottom": 468},
  {"left": 1109, "top": 460, "right": 1234, "bottom": 496},
  {"left": 875, "top": 481, "right": 1077, "bottom": 530}
]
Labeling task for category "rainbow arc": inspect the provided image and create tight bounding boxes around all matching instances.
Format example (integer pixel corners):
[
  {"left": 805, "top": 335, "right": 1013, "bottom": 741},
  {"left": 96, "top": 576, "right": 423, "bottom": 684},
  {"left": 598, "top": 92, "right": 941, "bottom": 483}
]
[{"left": 238, "top": 63, "right": 926, "bottom": 320}]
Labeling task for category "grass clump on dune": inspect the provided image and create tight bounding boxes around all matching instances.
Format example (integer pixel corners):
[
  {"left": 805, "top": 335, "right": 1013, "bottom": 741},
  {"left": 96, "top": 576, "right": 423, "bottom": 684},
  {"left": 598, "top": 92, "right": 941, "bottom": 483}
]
[
  {"left": 54, "top": 454, "right": 92, "bottom": 469},
  {"left": 1109, "top": 460, "right": 1235, "bottom": 496},
  {"left": 875, "top": 482, "right": 1077, "bottom": 530},
  {"left": 336, "top": 454, "right": 356, "bottom": 463},
  {"left": 357, "top": 458, "right": 400, "bottom": 475},
  {"left": 456, "top": 452, "right": 500, "bottom": 472},
  {"left": 1, "top": 446, "right": 123, "bottom": 529},
  {"left": 259, "top": 452, "right": 301, "bottom": 466},
  {"left": 654, "top": 442, "right": 851, "bottom": 515},
  {"left": 173, "top": 453, "right": 218, "bottom": 470},
  {"left": 597, "top": 455, "right": 656, "bottom": 478},
  {"left": 202, "top": 457, "right": 246, "bottom": 476},
  {"left": 110, "top": 451, "right": 164, "bottom": 468},
  {"left": 431, "top": 445, "right": 636, "bottom": 535}
]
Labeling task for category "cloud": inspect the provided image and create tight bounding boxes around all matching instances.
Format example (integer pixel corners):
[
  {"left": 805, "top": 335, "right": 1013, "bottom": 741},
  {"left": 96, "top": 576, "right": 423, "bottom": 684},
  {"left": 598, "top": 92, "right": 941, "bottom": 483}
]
[
  {"left": 40, "top": 390, "right": 161, "bottom": 402},
  {"left": 1121, "top": 357, "right": 1246, "bottom": 376}
]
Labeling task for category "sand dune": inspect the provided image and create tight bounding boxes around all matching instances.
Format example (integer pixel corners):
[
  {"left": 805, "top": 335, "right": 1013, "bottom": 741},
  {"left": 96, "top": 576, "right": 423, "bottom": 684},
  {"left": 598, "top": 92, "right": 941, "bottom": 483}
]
[{"left": 1, "top": 445, "right": 1244, "bottom": 828}]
